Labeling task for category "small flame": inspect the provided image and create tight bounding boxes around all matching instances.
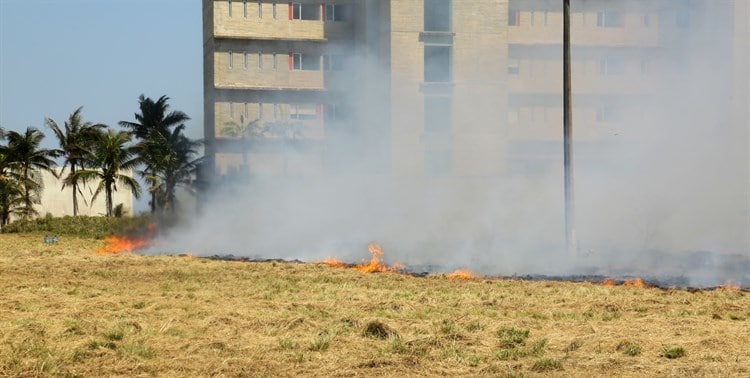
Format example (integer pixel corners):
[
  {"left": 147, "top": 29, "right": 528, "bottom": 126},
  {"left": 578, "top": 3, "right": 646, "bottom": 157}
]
[
  {"left": 602, "top": 278, "right": 616, "bottom": 286},
  {"left": 446, "top": 269, "right": 476, "bottom": 280},
  {"left": 322, "top": 256, "right": 349, "bottom": 268},
  {"left": 623, "top": 278, "right": 646, "bottom": 288},
  {"left": 96, "top": 235, "right": 148, "bottom": 254},
  {"left": 355, "top": 242, "right": 388, "bottom": 273},
  {"left": 717, "top": 281, "right": 740, "bottom": 292}
]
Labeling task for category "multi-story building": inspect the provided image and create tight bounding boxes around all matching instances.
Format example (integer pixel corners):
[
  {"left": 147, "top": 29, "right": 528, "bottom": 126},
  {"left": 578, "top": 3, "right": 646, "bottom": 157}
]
[{"left": 202, "top": 0, "right": 748, "bottom": 181}]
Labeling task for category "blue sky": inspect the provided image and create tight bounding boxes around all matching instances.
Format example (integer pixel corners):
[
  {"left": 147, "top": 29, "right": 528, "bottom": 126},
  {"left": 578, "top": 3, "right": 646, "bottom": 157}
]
[{"left": 0, "top": 0, "right": 204, "bottom": 141}]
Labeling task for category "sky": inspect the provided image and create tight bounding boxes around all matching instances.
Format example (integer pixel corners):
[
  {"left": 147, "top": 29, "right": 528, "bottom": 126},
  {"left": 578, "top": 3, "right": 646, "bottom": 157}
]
[{"left": 0, "top": 0, "right": 204, "bottom": 140}]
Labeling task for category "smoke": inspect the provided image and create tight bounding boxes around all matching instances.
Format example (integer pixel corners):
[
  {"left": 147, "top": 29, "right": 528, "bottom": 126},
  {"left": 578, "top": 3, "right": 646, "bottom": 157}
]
[{"left": 148, "top": 0, "right": 749, "bottom": 288}]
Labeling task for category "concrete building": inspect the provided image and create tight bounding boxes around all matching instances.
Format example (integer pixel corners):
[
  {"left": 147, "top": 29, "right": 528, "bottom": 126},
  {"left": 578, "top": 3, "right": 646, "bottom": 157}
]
[{"left": 202, "top": 0, "right": 749, "bottom": 181}]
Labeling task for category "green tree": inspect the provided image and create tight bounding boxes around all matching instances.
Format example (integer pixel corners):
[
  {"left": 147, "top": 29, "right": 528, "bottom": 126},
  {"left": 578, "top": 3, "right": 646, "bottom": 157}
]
[
  {"left": 119, "top": 95, "right": 190, "bottom": 213},
  {"left": 146, "top": 124, "right": 203, "bottom": 213},
  {"left": 45, "top": 106, "right": 106, "bottom": 216},
  {"left": 68, "top": 129, "right": 141, "bottom": 217},
  {"left": 2, "top": 128, "right": 60, "bottom": 218},
  {"left": 0, "top": 128, "right": 23, "bottom": 227}
]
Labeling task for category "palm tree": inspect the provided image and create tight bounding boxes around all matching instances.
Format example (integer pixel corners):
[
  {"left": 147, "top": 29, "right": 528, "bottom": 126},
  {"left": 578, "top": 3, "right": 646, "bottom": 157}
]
[
  {"left": 119, "top": 95, "right": 190, "bottom": 213},
  {"left": 0, "top": 131, "right": 23, "bottom": 227},
  {"left": 3, "top": 128, "right": 60, "bottom": 218},
  {"left": 45, "top": 106, "right": 106, "bottom": 216},
  {"left": 147, "top": 124, "right": 203, "bottom": 213},
  {"left": 68, "top": 129, "right": 141, "bottom": 217},
  {"left": 221, "top": 115, "right": 263, "bottom": 173}
]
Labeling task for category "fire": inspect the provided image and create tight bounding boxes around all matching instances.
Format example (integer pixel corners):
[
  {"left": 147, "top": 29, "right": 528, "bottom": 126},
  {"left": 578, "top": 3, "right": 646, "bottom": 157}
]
[
  {"left": 717, "top": 281, "right": 740, "bottom": 292},
  {"left": 446, "top": 269, "right": 476, "bottom": 280},
  {"left": 355, "top": 242, "right": 388, "bottom": 273},
  {"left": 602, "top": 278, "right": 616, "bottom": 286},
  {"left": 96, "top": 235, "right": 148, "bottom": 254},
  {"left": 623, "top": 278, "right": 646, "bottom": 288},
  {"left": 322, "top": 256, "right": 349, "bottom": 268}
]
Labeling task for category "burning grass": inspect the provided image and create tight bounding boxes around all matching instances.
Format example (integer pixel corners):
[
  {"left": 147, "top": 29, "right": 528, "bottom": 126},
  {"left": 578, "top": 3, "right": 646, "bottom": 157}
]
[{"left": 1, "top": 233, "right": 749, "bottom": 377}]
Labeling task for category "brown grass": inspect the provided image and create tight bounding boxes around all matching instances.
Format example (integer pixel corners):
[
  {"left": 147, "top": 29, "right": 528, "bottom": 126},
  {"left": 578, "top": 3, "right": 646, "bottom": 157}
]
[{"left": 1, "top": 233, "right": 748, "bottom": 377}]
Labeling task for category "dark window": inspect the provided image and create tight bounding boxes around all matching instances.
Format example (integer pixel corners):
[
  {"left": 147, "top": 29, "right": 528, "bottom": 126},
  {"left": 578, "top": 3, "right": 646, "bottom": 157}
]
[
  {"left": 324, "top": 55, "right": 344, "bottom": 71},
  {"left": 293, "top": 3, "right": 320, "bottom": 20},
  {"left": 293, "top": 53, "right": 321, "bottom": 70},
  {"left": 424, "top": 96, "right": 452, "bottom": 133},
  {"left": 424, "top": 46, "right": 451, "bottom": 82},
  {"left": 228, "top": 0, "right": 232, "bottom": 17},
  {"left": 425, "top": 150, "right": 451, "bottom": 176},
  {"left": 325, "top": 104, "right": 349, "bottom": 121},
  {"left": 508, "top": 8, "right": 519, "bottom": 26},
  {"left": 424, "top": 0, "right": 451, "bottom": 32},
  {"left": 596, "top": 11, "right": 622, "bottom": 28},
  {"left": 325, "top": 4, "right": 347, "bottom": 21}
]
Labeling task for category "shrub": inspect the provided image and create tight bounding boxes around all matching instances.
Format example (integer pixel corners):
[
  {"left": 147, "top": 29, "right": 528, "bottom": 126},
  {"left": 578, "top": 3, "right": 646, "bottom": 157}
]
[
  {"left": 2, "top": 214, "right": 153, "bottom": 239},
  {"left": 660, "top": 346, "right": 686, "bottom": 359}
]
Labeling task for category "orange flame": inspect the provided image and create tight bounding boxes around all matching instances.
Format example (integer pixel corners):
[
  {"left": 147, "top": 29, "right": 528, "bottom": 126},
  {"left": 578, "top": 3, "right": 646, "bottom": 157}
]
[
  {"left": 602, "top": 278, "right": 616, "bottom": 286},
  {"left": 446, "top": 269, "right": 476, "bottom": 280},
  {"left": 623, "top": 278, "right": 646, "bottom": 288},
  {"left": 355, "top": 242, "right": 388, "bottom": 273},
  {"left": 96, "top": 235, "right": 148, "bottom": 254},
  {"left": 717, "top": 281, "right": 740, "bottom": 292},
  {"left": 322, "top": 256, "right": 349, "bottom": 268}
]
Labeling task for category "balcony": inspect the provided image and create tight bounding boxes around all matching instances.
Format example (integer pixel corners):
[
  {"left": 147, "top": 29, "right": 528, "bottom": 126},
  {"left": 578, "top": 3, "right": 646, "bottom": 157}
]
[{"left": 214, "top": 2, "right": 353, "bottom": 41}]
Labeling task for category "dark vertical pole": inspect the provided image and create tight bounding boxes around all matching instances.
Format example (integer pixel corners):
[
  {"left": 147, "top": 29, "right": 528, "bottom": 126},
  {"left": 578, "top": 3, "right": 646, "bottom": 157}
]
[{"left": 563, "top": 0, "right": 576, "bottom": 259}]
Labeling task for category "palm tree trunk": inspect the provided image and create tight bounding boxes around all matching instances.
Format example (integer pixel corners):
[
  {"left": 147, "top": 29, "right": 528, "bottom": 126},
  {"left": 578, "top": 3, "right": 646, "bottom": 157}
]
[
  {"left": 71, "top": 164, "right": 78, "bottom": 216},
  {"left": 106, "top": 181, "right": 113, "bottom": 217}
]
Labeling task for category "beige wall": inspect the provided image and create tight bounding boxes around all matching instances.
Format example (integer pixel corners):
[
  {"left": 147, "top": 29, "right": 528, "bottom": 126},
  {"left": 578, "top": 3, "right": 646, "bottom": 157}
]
[{"left": 26, "top": 168, "right": 134, "bottom": 218}]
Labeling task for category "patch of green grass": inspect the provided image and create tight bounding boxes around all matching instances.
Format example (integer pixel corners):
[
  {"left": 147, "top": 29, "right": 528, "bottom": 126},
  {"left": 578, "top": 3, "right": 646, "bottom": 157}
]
[
  {"left": 1, "top": 214, "right": 154, "bottom": 238},
  {"left": 617, "top": 341, "right": 642, "bottom": 356},
  {"left": 497, "top": 326, "right": 529, "bottom": 348},
  {"left": 531, "top": 357, "right": 563, "bottom": 372},
  {"left": 660, "top": 346, "right": 686, "bottom": 359},
  {"left": 103, "top": 328, "right": 124, "bottom": 341},
  {"left": 278, "top": 337, "right": 298, "bottom": 350},
  {"left": 120, "top": 342, "right": 153, "bottom": 358},
  {"left": 465, "top": 320, "right": 483, "bottom": 332},
  {"left": 309, "top": 332, "right": 332, "bottom": 351}
]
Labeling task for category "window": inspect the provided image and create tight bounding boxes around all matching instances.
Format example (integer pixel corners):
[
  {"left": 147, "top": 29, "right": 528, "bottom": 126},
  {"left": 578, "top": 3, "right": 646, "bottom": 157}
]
[
  {"left": 424, "top": 46, "right": 451, "bottom": 82},
  {"left": 292, "top": 3, "right": 320, "bottom": 20},
  {"left": 530, "top": 11, "right": 535, "bottom": 26},
  {"left": 273, "top": 2, "right": 277, "bottom": 19},
  {"left": 600, "top": 57, "right": 624, "bottom": 75},
  {"left": 228, "top": 0, "right": 232, "bottom": 17},
  {"left": 640, "top": 59, "right": 650, "bottom": 74},
  {"left": 259, "top": 102, "right": 264, "bottom": 119},
  {"left": 325, "top": 4, "right": 347, "bottom": 22},
  {"left": 290, "top": 104, "right": 318, "bottom": 120},
  {"left": 258, "top": 51, "right": 263, "bottom": 69},
  {"left": 508, "top": 106, "right": 519, "bottom": 123},
  {"left": 243, "top": 0, "right": 247, "bottom": 17},
  {"left": 424, "top": 96, "right": 452, "bottom": 132},
  {"left": 244, "top": 102, "right": 249, "bottom": 118},
  {"left": 229, "top": 102, "right": 234, "bottom": 119},
  {"left": 596, "top": 11, "right": 622, "bottom": 28},
  {"left": 323, "top": 55, "right": 344, "bottom": 71},
  {"left": 643, "top": 13, "right": 650, "bottom": 27},
  {"left": 544, "top": 11, "right": 548, "bottom": 26},
  {"left": 292, "top": 53, "right": 321, "bottom": 71},
  {"left": 424, "top": 0, "right": 450, "bottom": 31},
  {"left": 582, "top": 12, "right": 586, "bottom": 26},
  {"left": 243, "top": 51, "right": 248, "bottom": 69},
  {"left": 507, "top": 58, "right": 520, "bottom": 75},
  {"left": 508, "top": 8, "right": 520, "bottom": 26},
  {"left": 258, "top": 0, "right": 262, "bottom": 18},
  {"left": 273, "top": 53, "right": 277, "bottom": 70},
  {"left": 228, "top": 51, "right": 233, "bottom": 69},
  {"left": 325, "top": 104, "right": 348, "bottom": 121}
]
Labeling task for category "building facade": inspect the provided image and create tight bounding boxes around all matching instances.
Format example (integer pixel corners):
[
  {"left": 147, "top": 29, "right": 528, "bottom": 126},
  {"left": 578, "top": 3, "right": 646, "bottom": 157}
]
[{"left": 202, "top": 0, "right": 748, "bottom": 181}]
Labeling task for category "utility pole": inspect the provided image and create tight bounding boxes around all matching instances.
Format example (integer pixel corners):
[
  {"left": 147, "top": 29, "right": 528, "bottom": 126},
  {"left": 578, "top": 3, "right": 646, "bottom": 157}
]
[{"left": 563, "top": 0, "right": 577, "bottom": 259}]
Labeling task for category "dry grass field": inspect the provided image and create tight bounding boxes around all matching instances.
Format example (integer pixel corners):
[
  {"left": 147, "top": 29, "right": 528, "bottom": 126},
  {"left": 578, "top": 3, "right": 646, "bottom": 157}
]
[{"left": 1, "top": 233, "right": 749, "bottom": 377}]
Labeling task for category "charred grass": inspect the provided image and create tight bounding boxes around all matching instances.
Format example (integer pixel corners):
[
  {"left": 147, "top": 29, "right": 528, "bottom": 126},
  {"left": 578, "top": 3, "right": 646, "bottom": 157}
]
[{"left": 1, "top": 233, "right": 749, "bottom": 377}]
